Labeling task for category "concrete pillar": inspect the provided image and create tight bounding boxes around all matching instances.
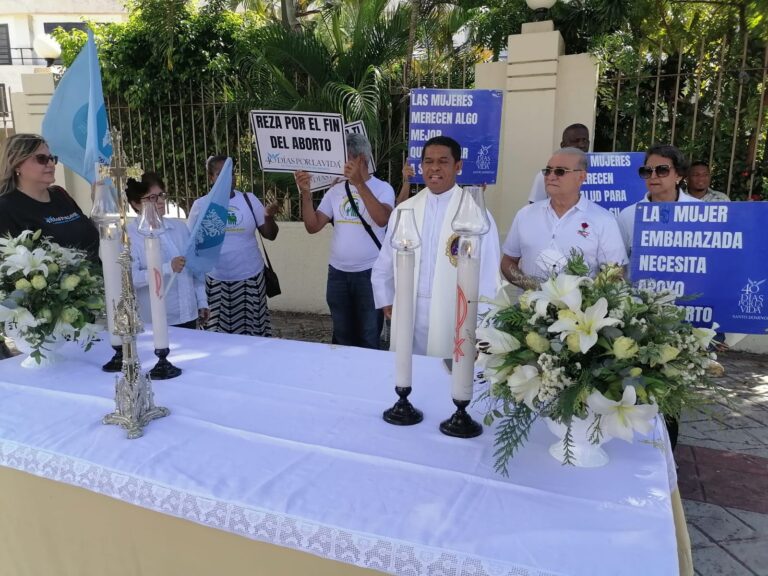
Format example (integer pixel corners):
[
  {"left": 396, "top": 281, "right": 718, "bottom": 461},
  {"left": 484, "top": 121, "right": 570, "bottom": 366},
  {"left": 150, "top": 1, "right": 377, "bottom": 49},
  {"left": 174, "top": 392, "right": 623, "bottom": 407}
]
[
  {"left": 10, "top": 72, "right": 93, "bottom": 211},
  {"left": 476, "top": 20, "right": 599, "bottom": 236}
]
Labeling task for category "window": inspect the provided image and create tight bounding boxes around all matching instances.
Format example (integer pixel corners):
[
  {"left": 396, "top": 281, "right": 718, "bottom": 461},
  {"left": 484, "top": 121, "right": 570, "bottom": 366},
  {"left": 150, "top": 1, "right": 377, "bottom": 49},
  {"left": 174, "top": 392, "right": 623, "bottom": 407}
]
[
  {"left": 0, "top": 25, "right": 10, "bottom": 66},
  {"left": 43, "top": 22, "right": 88, "bottom": 35}
]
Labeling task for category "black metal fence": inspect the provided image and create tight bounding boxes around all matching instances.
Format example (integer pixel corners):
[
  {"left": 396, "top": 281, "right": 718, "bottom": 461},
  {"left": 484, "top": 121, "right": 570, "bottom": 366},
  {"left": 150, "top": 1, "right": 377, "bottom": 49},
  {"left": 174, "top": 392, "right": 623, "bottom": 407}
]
[{"left": 595, "top": 38, "right": 768, "bottom": 200}]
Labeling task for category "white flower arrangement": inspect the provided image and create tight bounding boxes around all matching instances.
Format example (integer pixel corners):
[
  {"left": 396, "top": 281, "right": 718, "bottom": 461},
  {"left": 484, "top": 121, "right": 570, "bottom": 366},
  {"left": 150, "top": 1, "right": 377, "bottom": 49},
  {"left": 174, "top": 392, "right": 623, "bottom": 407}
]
[
  {"left": 478, "top": 254, "right": 720, "bottom": 473},
  {"left": 0, "top": 230, "right": 105, "bottom": 364}
]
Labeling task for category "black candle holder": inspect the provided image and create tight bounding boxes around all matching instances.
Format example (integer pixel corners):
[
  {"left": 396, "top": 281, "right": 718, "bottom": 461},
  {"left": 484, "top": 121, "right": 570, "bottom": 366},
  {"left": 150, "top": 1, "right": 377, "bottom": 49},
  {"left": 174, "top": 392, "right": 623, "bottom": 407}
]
[
  {"left": 439, "top": 399, "right": 482, "bottom": 438},
  {"left": 102, "top": 345, "right": 123, "bottom": 373},
  {"left": 149, "top": 348, "right": 182, "bottom": 380},
  {"left": 383, "top": 386, "right": 423, "bottom": 426}
]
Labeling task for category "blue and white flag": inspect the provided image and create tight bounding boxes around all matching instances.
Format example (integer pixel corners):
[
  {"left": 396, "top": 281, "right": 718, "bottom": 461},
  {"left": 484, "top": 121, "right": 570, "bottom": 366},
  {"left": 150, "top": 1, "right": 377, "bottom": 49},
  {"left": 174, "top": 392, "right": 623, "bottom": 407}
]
[
  {"left": 184, "top": 158, "right": 233, "bottom": 275},
  {"left": 42, "top": 30, "right": 112, "bottom": 184}
]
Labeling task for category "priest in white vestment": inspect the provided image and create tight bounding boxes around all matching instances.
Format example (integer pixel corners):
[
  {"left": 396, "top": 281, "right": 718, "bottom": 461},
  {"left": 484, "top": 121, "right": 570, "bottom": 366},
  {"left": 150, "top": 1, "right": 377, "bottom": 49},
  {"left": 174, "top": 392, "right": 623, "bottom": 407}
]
[{"left": 371, "top": 136, "right": 501, "bottom": 358}]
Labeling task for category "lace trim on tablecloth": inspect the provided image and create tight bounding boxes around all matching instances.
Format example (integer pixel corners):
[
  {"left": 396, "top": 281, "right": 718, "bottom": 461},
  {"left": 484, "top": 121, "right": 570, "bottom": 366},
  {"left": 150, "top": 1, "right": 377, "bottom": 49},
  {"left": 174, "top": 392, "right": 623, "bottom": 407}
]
[{"left": 0, "top": 439, "right": 561, "bottom": 576}]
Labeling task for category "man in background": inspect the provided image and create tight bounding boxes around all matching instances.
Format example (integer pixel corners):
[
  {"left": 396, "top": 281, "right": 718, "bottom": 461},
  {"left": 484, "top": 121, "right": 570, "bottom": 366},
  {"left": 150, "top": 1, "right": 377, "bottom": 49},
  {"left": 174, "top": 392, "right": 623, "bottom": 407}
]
[
  {"left": 686, "top": 161, "right": 730, "bottom": 201},
  {"left": 296, "top": 133, "right": 394, "bottom": 349},
  {"left": 528, "top": 124, "right": 591, "bottom": 203}
]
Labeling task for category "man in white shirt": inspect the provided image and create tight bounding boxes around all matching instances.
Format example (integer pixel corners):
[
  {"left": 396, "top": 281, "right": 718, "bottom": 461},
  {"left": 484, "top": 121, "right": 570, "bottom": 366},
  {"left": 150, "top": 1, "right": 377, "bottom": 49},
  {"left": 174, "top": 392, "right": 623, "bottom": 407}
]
[
  {"left": 528, "top": 124, "right": 591, "bottom": 203},
  {"left": 296, "top": 133, "right": 394, "bottom": 349},
  {"left": 502, "top": 147, "right": 627, "bottom": 287},
  {"left": 372, "top": 136, "right": 501, "bottom": 357}
]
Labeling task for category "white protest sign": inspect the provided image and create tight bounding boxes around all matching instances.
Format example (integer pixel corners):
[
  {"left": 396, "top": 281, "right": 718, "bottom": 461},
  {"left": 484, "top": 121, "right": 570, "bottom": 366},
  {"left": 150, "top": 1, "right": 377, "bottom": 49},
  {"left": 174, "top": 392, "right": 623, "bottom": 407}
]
[
  {"left": 308, "top": 120, "right": 377, "bottom": 192},
  {"left": 250, "top": 110, "right": 347, "bottom": 176}
]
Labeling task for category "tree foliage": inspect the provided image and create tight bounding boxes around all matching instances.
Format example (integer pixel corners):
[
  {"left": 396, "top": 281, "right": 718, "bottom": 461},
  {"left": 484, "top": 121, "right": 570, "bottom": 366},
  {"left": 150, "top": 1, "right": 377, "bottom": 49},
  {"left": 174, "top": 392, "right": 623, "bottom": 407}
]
[
  {"left": 459, "top": 0, "right": 768, "bottom": 199},
  {"left": 49, "top": 0, "right": 767, "bottom": 207}
]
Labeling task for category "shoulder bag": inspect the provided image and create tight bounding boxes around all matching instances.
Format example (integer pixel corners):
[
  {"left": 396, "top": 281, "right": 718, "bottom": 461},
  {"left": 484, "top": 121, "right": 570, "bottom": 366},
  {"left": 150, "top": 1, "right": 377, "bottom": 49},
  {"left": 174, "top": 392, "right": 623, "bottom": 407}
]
[{"left": 241, "top": 192, "right": 281, "bottom": 298}]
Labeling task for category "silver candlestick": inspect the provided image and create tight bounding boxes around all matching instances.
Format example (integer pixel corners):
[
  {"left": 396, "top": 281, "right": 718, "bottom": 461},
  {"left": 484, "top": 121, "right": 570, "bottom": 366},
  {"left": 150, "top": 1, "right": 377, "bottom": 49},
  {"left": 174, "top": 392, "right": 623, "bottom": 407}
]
[{"left": 102, "top": 129, "right": 169, "bottom": 439}]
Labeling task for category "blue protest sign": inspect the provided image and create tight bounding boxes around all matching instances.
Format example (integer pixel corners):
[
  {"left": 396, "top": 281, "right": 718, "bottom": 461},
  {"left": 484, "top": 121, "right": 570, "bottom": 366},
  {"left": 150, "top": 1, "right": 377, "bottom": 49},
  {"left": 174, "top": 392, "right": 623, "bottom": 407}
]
[
  {"left": 629, "top": 202, "right": 768, "bottom": 333},
  {"left": 580, "top": 152, "right": 646, "bottom": 216},
  {"left": 407, "top": 89, "right": 503, "bottom": 185}
]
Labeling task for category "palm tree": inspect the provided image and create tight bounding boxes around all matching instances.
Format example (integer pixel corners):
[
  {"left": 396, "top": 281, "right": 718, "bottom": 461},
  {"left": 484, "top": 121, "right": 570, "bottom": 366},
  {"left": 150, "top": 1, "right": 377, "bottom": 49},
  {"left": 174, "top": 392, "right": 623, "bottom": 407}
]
[{"left": 235, "top": 0, "right": 410, "bottom": 153}]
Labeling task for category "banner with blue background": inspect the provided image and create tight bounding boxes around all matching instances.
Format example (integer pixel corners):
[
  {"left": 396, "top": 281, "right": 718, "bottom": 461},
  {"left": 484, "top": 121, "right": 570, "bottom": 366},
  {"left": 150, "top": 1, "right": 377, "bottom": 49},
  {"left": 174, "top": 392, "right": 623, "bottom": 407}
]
[
  {"left": 406, "top": 89, "right": 503, "bottom": 185},
  {"left": 184, "top": 158, "right": 233, "bottom": 275},
  {"left": 42, "top": 30, "right": 112, "bottom": 184},
  {"left": 629, "top": 202, "right": 768, "bottom": 333},
  {"left": 582, "top": 152, "right": 646, "bottom": 216}
]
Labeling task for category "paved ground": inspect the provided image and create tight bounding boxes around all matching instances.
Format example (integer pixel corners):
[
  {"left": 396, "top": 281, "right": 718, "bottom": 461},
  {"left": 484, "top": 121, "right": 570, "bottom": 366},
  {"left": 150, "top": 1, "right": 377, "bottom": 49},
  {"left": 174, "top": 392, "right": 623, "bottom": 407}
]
[{"left": 271, "top": 311, "right": 768, "bottom": 576}]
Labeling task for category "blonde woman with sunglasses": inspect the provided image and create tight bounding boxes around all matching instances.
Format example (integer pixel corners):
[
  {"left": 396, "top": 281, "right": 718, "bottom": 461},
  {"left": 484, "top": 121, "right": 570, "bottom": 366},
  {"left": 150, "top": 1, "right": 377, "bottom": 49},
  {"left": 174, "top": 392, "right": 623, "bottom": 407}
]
[
  {"left": 0, "top": 133, "right": 99, "bottom": 261},
  {"left": 618, "top": 144, "right": 700, "bottom": 254}
]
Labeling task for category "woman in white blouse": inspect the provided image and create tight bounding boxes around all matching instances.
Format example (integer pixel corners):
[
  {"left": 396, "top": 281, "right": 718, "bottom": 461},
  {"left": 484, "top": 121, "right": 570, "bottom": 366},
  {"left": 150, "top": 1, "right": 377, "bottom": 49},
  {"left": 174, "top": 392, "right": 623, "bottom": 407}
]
[{"left": 125, "top": 174, "right": 209, "bottom": 329}]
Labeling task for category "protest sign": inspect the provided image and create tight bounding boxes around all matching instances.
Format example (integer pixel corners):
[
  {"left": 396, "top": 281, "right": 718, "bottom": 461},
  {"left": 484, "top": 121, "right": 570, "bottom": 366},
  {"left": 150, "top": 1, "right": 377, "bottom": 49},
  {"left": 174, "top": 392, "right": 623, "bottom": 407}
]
[
  {"left": 309, "top": 120, "right": 376, "bottom": 192},
  {"left": 250, "top": 110, "right": 346, "bottom": 175},
  {"left": 406, "top": 89, "right": 503, "bottom": 185},
  {"left": 581, "top": 152, "right": 646, "bottom": 216},
  {"left": 630, "top": 202, "right": 768, "bottom": 333}
]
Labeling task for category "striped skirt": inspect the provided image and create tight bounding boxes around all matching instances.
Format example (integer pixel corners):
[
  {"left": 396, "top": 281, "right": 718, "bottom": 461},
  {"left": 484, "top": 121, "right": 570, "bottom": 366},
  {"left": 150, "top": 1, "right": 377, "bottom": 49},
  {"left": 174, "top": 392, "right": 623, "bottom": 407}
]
[{"left": 205, "top": 271, "right": 272, "bottom": 337}]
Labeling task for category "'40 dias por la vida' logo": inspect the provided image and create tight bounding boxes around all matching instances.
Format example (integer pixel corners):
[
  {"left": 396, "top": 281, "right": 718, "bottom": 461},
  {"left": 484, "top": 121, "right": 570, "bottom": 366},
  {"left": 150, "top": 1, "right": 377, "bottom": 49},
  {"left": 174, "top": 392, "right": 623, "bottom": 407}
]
[{"left": 739, "top": 278, "right": 765, "bottom": 314}]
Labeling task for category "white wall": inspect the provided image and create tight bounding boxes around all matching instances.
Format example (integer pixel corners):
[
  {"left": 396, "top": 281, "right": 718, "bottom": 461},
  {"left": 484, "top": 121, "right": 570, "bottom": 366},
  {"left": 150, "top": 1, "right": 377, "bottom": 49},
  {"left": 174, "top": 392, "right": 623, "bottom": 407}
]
[
  {"left": 0, "top": 1, "right": 126, "bottom": 14},
  {"left": 0, "top": 65, "right": 36, "bottom": 93},
  {"left": 0, "top": 14, "right": 31, "bottom": 50},
  {"left": 0, "top": 6, "right": 128, "bottom": 99},
  {"left": 264, "top": 223, "right": 332, "bottom": 313}
]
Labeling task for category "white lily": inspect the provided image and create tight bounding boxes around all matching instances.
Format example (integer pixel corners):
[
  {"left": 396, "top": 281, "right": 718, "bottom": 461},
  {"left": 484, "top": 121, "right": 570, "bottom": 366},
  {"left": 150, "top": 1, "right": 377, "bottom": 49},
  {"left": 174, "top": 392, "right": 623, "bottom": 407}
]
[
  {"left": 692, "top": 323, "right": 719, "bottom": 350},
  {"left": 51, "top": 245, "right": 82, "bottom": 266},
  {"left": 547, "top": 297, "right": 620, "bottom": 354},
  {"left": 0, "top": 237, "right": 20, "bottom": 257},
  {"left": 476, "top": 324, "right": 520, "bottom": 355},
  {"left": 1, "top": 246, "right": 51, "bottom": 277},
  {"left": 477, "top": 352, "right": 514, "bottom": 387},
  {"left": 0, "top": 304, "right": 40, "bottom": 332},
  {"left": 528, "top": 274, "right": 589, "bottom": 317},
  {"left": 586, "top": 385, "right": 659, "bottom": 443},
  {"left": 77, "top": 322, "right": 102, "bottom": 344},
  {"left": 53, "top": 320, "right": 76, "bottom": 341},
  {"left": 506, "top": 365, "right": 542, "bottom": 410},
  {"left": 480, "top": 285, "right": 516, "bottom": 323}
]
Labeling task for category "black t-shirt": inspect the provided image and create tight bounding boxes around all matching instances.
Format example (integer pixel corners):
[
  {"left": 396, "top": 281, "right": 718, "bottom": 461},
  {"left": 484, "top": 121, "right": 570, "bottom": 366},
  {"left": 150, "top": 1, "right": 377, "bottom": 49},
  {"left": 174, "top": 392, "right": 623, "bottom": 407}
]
[{"left": 0, "top": 187, "right": 100, "bottom": 261}]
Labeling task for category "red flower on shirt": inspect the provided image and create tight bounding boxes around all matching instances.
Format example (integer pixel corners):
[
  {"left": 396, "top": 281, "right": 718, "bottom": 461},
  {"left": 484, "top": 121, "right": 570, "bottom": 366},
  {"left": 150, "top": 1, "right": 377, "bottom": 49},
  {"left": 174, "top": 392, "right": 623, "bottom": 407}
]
[{"left": 577, "top": 222, "right": 590, "bottom": 238}]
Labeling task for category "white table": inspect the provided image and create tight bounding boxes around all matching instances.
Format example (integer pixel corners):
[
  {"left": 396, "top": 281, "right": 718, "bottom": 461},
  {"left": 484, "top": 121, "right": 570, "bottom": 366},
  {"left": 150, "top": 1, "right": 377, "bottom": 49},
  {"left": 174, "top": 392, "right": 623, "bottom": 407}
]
[{"left": 0, "top": 328, "right": 680, "bottom": 576}]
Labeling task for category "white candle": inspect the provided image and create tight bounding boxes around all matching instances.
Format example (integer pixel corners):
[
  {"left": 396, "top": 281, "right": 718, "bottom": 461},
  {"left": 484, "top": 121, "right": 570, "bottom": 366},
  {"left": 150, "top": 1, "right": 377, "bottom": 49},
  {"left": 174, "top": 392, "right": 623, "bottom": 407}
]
[
  {"left": 99, "top": 225, "right": 123, "bottom": 347},
  {"left": 394, "top": 250, "right": 416, "bottom": 388},
  {"left": 144, "top": 236, "right": 169, "bottom": 349},
  {"left": 452, "top": 240, "right": 481, "bottom": 402}
]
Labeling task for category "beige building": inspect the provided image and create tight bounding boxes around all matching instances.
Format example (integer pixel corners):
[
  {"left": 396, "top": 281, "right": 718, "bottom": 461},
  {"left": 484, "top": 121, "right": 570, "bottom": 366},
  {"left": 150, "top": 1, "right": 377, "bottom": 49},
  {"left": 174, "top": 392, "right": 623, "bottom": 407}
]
[{"left": 0, "top": 0, "right": 127, "bottom": 131}]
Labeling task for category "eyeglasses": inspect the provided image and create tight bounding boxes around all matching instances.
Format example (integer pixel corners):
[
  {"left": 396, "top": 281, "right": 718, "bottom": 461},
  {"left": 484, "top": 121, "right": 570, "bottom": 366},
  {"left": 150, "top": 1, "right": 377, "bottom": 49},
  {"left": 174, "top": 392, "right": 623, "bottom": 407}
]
[
  {"left": 33, "top": 154, "right": 58, "bottom": 166},
  {"left": 638, "top": 164, "right": 672, "bottom": 179},
  {"left": 541, "top": 167, "right": 584, "bottom": 177},
  {"left": 142, "top": 193, "right": 167, "bottom": 202}
]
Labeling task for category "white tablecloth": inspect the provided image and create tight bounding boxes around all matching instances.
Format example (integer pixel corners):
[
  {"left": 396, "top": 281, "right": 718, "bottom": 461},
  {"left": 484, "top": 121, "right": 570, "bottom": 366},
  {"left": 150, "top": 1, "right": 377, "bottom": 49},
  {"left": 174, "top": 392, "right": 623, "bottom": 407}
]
[{"left": 0, "top": 328, "right": 678, "bottom": 576}]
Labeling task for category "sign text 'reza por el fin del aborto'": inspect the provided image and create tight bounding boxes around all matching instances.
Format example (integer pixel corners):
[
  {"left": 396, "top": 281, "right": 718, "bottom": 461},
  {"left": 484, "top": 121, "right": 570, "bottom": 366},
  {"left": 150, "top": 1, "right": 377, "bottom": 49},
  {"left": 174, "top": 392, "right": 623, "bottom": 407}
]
[{"left": 250, "top": 111, "right": 347, "bottom": 176}]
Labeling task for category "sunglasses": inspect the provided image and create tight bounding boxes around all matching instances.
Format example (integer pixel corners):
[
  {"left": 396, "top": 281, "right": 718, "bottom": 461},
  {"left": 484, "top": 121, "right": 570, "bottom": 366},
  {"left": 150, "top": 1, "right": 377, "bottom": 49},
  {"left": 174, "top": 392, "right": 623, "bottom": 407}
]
[
  {"left": 33, "top": 154, "right": 58, "bottom": 166},
  {"left": 638, "top": 164, "right": 672, "bottom": 179},
  {"left": 541, "top": 167, "right": 583, "bottom": 177}
]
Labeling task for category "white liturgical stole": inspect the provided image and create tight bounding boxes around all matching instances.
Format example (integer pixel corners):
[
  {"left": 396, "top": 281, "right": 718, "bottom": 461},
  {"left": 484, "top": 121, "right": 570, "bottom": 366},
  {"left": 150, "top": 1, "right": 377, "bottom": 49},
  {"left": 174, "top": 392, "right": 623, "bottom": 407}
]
[{"left": 392, "top": 185, "right": 463, "bottom": 358}]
